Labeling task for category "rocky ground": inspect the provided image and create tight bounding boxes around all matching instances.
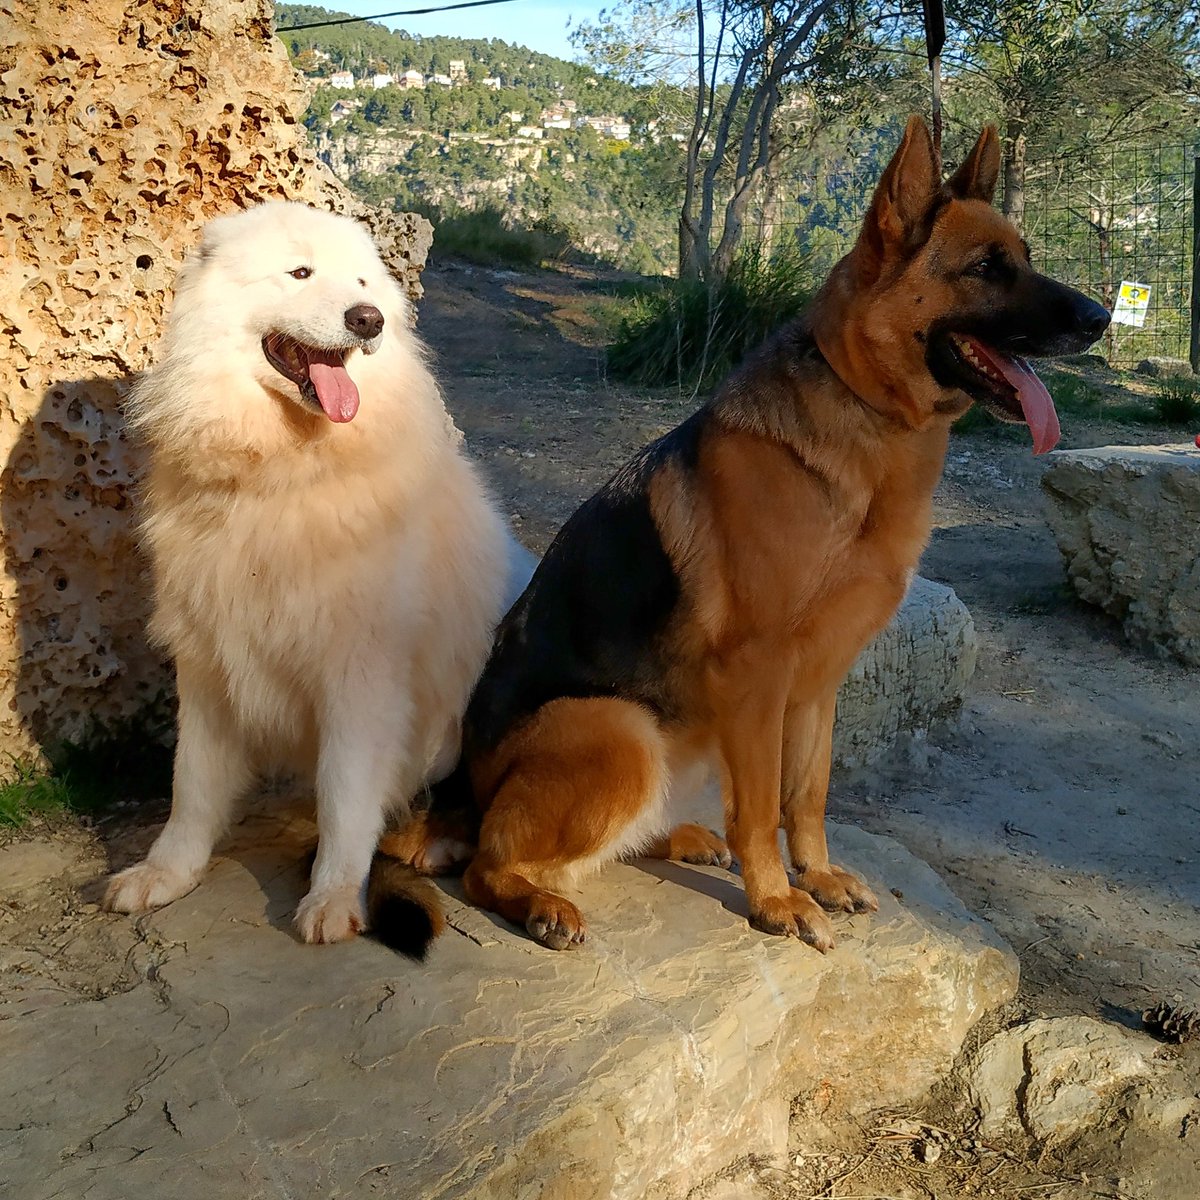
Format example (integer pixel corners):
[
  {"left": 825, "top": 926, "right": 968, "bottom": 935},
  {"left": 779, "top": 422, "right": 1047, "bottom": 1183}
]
[{"left": 1, "top": 259, "right": 1197, "bottom": 1198}]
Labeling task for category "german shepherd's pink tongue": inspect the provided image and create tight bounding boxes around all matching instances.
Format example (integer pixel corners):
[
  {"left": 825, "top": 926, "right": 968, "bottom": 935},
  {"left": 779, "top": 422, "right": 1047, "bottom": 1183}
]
[
  {"left": 967, "top": 338, "right": 1061, "bottom": 455},
  {"left": 308, "top": 350, "right": 360, "bottom": 423}
]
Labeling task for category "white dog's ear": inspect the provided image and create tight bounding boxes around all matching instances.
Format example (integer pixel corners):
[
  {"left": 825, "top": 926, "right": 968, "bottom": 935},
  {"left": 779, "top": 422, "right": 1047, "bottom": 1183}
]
[{"left": 195, "top": 204, "right": 260, "bottom": 262}]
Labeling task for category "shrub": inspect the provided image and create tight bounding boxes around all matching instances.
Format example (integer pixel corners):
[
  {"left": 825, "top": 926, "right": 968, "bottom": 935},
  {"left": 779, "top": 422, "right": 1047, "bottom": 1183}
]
[
  {"left": 1152, "top": 375, "right": 1200, "bottom": 425},
  {"left": 606, "top": 239, "right": 815, "bottom": 389},
  {"left": 423, "top": 202, "right": 572, "bottom": 268},
  {"left": 1043, "top": 371, "right": 1105, "bottom": 414}
]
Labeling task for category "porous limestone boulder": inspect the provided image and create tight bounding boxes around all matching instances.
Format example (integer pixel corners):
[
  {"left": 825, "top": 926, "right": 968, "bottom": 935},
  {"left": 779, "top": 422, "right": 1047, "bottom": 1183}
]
[
  {"left": 1041, "top": 445, "right": 1200, "bottom": 665},
  {"left": 834, "top": 575, "right": 977, "bottom": 768},
  {"left": 0, "top": 0, "right": 432, "bottom": 758}
]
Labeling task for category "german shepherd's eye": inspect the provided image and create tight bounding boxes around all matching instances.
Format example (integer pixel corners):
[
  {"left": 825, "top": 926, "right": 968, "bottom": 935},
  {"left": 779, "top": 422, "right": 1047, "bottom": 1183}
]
[
  {"left": 289, "top": 266, "right": 313, "bottom": 280},
  {"left": 968, "top": 254, "right": 1002, "bottom": 279}
]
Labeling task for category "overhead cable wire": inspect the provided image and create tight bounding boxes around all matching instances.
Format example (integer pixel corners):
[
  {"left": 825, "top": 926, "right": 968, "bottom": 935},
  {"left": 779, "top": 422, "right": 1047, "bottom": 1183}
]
[{"left": 277, "top": 0, "right": 524, "bottom": 33}]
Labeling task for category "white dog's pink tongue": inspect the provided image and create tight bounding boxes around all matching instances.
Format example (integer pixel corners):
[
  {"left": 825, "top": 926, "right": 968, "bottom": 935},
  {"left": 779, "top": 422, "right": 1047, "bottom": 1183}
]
[
  {"left": 968, "top": 339, "right": 1061, "bottom": 455},
  {"left": 308, "top": 351, "right": 359, "bottom": 423}
]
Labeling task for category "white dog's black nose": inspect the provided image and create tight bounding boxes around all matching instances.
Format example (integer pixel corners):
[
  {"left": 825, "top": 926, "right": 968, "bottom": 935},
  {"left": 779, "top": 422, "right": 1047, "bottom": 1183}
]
[{"left": 344, "top": 304, "right": 384, "bottom": 340}]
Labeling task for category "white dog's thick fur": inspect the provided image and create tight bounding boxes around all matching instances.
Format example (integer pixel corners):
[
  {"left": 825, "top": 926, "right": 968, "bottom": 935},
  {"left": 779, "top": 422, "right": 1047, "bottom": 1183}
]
[{"left": 103, "top": 202, "right": 527, "bottom": 943}]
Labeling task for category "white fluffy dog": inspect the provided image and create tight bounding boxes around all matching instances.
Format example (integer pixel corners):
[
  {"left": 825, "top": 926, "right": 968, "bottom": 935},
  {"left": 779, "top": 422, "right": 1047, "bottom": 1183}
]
[{"left": 103, "top": 202, "right": 528, "bottom": 946}]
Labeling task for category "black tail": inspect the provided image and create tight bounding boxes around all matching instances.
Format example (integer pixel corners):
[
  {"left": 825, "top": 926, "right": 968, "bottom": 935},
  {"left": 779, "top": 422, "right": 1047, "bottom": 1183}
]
[{"left": 366, "top": 857, "right": 446, "bottom": 960}]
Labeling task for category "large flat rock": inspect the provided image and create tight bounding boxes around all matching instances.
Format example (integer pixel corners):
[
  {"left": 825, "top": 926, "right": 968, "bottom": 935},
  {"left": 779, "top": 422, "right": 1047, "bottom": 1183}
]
[
  {"left": 1042, "top": 444, "right": 1200, "bottom": 664},
  {"left": 1, "top": 802, "right": 1016, "bottom": 1200}
]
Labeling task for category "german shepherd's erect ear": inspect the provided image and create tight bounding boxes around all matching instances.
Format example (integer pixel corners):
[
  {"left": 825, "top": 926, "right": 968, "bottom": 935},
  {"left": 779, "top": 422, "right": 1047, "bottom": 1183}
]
[
  {"left": 858, "top": 114, "right": 940, "bottom": 277},
  {"left": 944, "top": 126, "right": 1001, "bottom": 204},
  {"left": 811, "top": 114, "right": 1109, "bottom": 444}
]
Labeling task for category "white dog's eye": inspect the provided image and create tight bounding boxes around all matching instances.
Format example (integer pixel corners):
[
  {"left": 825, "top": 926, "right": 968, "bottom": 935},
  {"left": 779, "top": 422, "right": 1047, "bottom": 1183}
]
[{"left": 289, "top": 266, "right": 313, "bottom": 280}]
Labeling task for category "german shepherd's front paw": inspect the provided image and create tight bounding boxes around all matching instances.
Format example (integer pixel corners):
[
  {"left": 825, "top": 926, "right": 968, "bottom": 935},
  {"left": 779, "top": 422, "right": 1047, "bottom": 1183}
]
[
  {"left": 295, "top": 886, "right": 365, "bottom": 944},
  {"left": 103, "top": 861, "right": 201, "bottom": 913},
  {"left": 749, "top": 888, "right": 836, "bottom": 952},
  {"left": 796, "top": 865, "right": 879, "bottom": 914},
  {"left": 647, "top": 823, "right": 733, "bottom": 868},
  {"left": 526, "top": 893, "right": 587, "bottom": 951}
]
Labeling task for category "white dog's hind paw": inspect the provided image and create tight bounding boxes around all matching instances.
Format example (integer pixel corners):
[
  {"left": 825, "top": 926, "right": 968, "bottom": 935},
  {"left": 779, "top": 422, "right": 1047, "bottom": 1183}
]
[
  {"left": 103, "top": 861, "right": 200, "bottom": 913},
  {"left": 295, "top": 886, "right": 365, "bottom": 944}
]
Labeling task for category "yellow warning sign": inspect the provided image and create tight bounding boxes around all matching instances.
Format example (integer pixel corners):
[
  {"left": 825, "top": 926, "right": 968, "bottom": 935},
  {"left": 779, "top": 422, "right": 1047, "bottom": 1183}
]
[{"left": 1111, "top": 281, "right": 1151, "bottom": 327}]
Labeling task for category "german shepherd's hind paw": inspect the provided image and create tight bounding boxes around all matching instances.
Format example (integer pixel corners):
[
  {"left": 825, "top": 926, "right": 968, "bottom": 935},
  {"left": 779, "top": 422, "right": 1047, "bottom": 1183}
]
[
  {"left": 377, "top": 815, "right": 474, "bottom": 876},
  {"left": 796, "top": 865, "right": 879, "bottom": 914},
  {"left": 295, "top": 886, "right": 365, "bottom": 944},
  {"left": 102, "top": 861, "right": 201, "bottom": 913},
  {"left": 749, "top": 888, "right": 836, "bottom": 952},
  {"left": 526, "top": 894, "right": 587, "bottom": 951}
]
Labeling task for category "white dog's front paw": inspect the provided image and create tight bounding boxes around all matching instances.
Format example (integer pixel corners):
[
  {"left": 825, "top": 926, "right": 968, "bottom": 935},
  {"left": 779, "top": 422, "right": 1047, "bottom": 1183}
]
[
  {"left": 103, "top": 861, "right": 201, "bottom": 913},
  {"left": 294, "top": 886, "right": 365, "bottom": 944}
]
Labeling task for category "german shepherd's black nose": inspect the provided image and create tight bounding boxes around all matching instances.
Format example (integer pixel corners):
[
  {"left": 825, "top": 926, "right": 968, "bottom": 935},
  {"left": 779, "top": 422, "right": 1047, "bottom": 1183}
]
[
  {"left": 1075, "top": 296, "right": 1111, "bottom": 340},
  {"left": 345, "top": 303, "right": 384, "bottom": 339}
]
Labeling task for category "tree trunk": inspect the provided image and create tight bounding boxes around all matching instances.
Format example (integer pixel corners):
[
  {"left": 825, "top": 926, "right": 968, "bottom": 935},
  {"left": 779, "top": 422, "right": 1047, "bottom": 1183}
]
[
  {"left": 757, "top": 161, "right": 780, "bottom": 251},
  {"left": 678, "top": 214, "right": 705, "bottom": 280},
  {"left": 755, "top": 2, "right": 779, "bottom": 252},
  {"left": 712, "top": 185, "right": 756, "bottom": 278},
  {"left": 1001, "top": 115, "right": 1027, "bottom": 230},
  {"left": 1091, "top": 198, "right": 1116, "bottom": 361},
  {"left": 678, "top": 0, "right": 711, "bottom": 280}
]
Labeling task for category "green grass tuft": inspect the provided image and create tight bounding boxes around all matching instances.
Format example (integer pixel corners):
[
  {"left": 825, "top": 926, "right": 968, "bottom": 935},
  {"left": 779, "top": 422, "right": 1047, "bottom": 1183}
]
[
  {"left": 0, "top": 709, "right": 174, "bottom": 829},
  {"left": 421, "top": 202, "right": 573, "bottom": 268},
  {"left": 1042, "top": 370, "right": 1106, "bottom": 415},
  {"left": 0, "top": 758, "right": 76, "bottom": 828},
  {"left": 1152, "top": 376, "right": 1200, "bottom": 425},
  {"left": 606, "top": 240, "right": 815, "bottom": 389}
]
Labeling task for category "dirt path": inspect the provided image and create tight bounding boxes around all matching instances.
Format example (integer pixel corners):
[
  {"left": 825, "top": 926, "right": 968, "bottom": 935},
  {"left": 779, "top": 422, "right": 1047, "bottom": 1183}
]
[{"left": 420, "top": 260, "right": 1200, "bottom": 1027}]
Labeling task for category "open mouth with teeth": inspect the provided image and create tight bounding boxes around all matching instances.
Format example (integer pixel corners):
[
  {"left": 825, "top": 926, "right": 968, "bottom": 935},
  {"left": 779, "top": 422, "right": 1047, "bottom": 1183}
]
[
  {"left": 262, "top": 333, "right": 360, "bottom": 423},
  {"left": 934, "top": 332, "right": 1060, "bottom": 455}
]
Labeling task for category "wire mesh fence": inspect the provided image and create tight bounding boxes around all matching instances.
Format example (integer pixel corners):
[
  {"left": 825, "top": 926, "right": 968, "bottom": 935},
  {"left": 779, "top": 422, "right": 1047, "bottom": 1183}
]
[{"left": 760, "top": 141, "right": 1198, "bottom": 369}]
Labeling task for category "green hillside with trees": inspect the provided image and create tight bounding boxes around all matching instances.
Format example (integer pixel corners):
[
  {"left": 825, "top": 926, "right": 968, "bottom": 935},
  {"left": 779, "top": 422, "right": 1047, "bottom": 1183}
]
[
  {"left": 275, "top": 3, "right": 1198, "bottom": 364},
  {"left": 276, "top": 5, "right": 683, "bottom": 271}
]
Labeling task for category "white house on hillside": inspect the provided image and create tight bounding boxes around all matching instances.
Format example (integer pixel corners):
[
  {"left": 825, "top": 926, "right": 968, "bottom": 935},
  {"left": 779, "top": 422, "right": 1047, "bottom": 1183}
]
[
  {"left": 577, "top": 114, "right": 632, "bottom": 139},
  {"left": 329, "top": 99, "right": 361, "bottom": 125},
  {"left": 396, "top": 69, "right": 424, "bottom": 89},
  {"left": 426, "top": 72, "right": 453, "bottom": 87},
  {"left": 482, "top": 76, "right": 502, "bottom": 90},
  {"left": 328, "top": 70, "right": 354, "bottom": 89},
  {"left": 370, "top": 73, "right": 394, "bottom": 89},
  {"left": 540, "top": 104, "right": 572, "bottom": 129}
]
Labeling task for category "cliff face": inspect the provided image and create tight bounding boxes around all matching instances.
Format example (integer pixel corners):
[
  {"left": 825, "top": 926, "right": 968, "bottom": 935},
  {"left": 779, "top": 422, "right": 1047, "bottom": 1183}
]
[{"left": 0, "top": 1, "right": 432, "bottom": 757}]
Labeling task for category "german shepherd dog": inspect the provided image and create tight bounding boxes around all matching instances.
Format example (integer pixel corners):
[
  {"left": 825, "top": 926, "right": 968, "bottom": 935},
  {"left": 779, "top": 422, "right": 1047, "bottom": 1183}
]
[{"left": 387, "top": 117, "right": 1109, "bottom": 952}]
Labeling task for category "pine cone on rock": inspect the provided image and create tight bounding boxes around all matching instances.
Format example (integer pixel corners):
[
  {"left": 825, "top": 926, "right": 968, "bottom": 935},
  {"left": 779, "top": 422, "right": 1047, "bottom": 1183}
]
[{"left": 1142, "top": 1001, "right": 1200, "bottom": 1044}]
